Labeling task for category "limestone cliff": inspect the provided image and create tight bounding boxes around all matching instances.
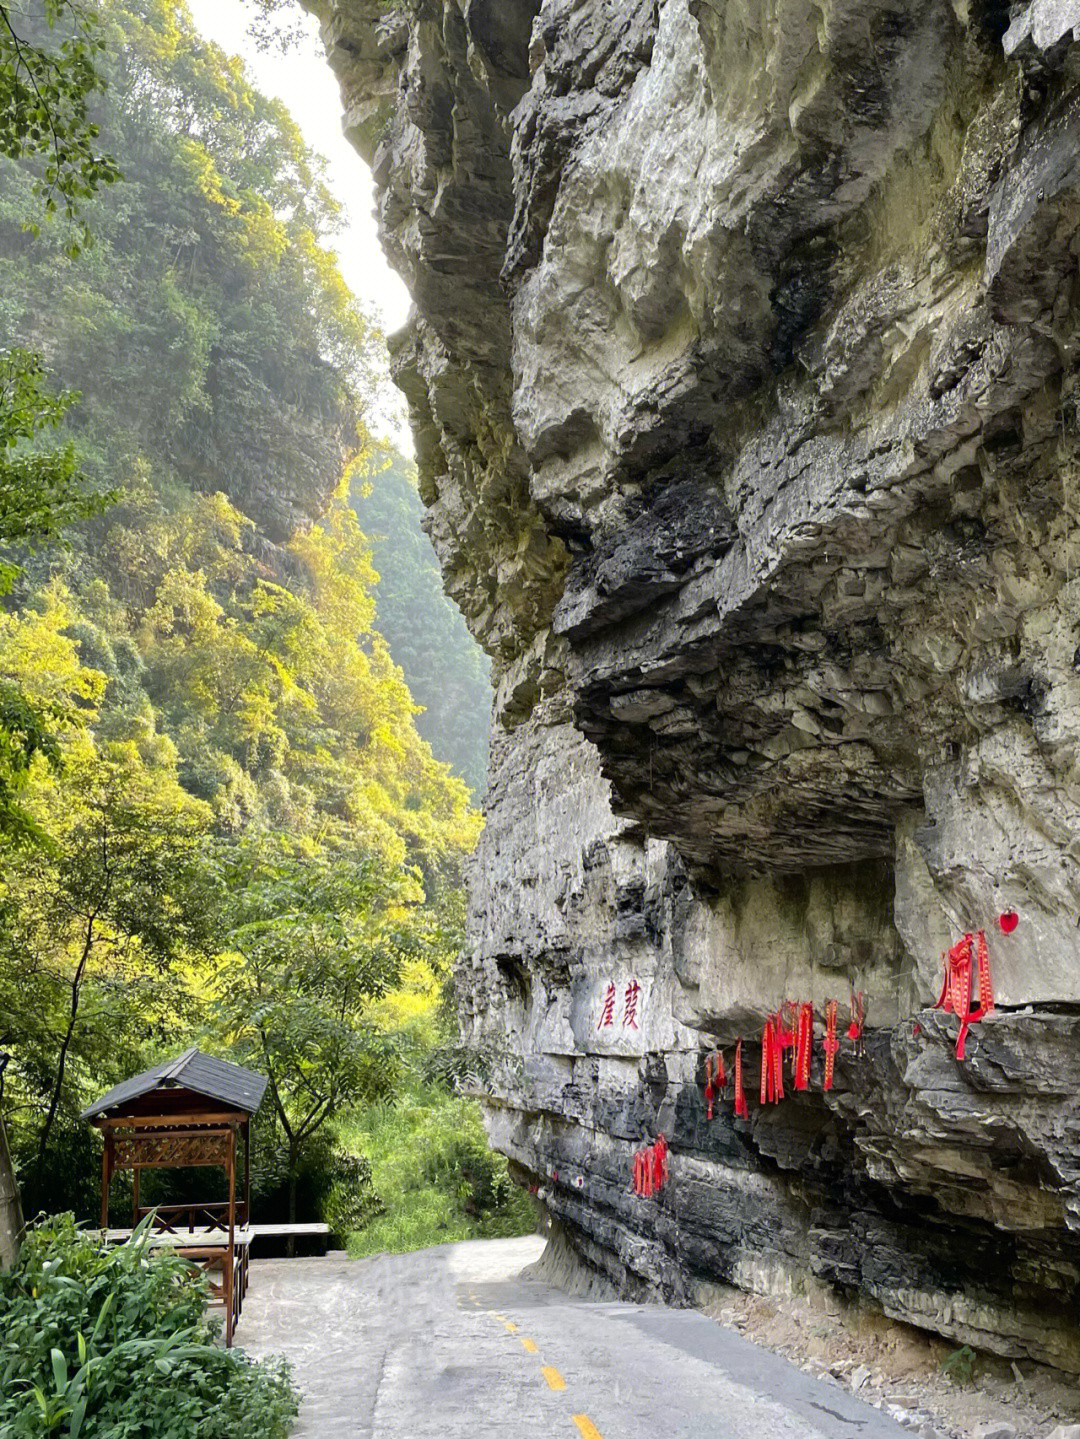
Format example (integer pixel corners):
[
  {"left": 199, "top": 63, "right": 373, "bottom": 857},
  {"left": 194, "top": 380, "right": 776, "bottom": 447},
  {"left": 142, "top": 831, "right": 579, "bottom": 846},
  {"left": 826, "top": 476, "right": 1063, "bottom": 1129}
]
[{"left": 313, "top": 0, "right": 1080, "bottom": 1370}]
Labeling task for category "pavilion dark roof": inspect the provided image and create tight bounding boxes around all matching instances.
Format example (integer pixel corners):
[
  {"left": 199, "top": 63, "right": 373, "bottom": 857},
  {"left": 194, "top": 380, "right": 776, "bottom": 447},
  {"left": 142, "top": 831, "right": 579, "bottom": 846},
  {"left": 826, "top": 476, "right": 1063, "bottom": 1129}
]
[{"left": 81, "top": 1047, "right": 268, "bottom": 1121}]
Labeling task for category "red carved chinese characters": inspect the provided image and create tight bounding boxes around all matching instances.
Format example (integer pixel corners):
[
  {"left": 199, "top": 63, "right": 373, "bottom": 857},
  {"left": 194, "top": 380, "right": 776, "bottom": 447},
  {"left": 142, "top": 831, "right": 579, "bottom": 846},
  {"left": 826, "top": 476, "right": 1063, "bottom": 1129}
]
[{"left": 623, "top": 979, "right": 641, "bottom": 1030}]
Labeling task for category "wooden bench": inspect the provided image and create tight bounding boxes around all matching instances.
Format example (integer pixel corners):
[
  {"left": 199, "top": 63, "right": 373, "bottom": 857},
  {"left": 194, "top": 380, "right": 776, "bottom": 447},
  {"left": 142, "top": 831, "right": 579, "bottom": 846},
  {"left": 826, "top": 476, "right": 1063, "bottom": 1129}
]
[{"left": 249, "top": 1222, "right": 331, "bottom": 1256}]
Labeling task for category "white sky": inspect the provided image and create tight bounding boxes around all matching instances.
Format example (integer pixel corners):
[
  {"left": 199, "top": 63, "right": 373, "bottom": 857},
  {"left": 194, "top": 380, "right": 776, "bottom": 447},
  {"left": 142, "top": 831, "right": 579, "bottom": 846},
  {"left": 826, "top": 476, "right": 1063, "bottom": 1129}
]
[{"left": 184, "top": 0, "right": 413, "bottom": 438}]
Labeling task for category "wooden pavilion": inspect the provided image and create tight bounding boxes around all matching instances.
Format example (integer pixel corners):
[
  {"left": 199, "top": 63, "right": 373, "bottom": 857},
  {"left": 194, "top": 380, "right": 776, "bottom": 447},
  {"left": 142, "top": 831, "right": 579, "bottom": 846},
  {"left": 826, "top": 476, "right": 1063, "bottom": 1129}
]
[{"left": 82, "top": 1047, "right": 267, "bottom": 1345}]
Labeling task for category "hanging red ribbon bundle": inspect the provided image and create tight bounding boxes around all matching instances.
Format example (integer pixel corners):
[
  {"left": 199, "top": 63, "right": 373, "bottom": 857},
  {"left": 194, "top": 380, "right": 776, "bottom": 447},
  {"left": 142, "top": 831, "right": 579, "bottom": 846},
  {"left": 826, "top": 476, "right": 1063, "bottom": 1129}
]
[
  {"left": 976, "top": 930, "right": 994, "bottom": 1017},
  {"left": 632, "top": 1148, "right": 650, "bottom": 1196},
  {"left": 733, "top": 1038, "right": 748, "bottom": 1118},
  {"left": 651, "top": 1133, "right": 669, "bottom": 1190},
  {"left": 631, "top": 1135, "right": 670, "bottom": 1196},
  {"left": 702, "top": 1051, "right": 726, "bottom": 1119},
  {"left": 760, "top": 1017, "right": 784, "bottom": 1104},
  {"left": 847, "top": 991, "right": 864, "bottom": 1046},
  {"left": 794, "top": 1002, "right": 814, "bottom": 1090},
  {"left": 934, "top": 929, "right": 993, "bottom": 1061},
  {"left": 822, "top": 999, "right": 839, "bottom": 1091}
]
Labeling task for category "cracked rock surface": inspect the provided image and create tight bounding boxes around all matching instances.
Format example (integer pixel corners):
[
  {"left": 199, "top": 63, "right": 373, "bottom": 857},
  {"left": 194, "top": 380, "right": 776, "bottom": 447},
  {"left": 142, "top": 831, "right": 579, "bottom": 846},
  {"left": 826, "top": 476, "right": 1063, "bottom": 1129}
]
[{"left": 309, "top": 0, "right": 1080, "bottom": 1371}]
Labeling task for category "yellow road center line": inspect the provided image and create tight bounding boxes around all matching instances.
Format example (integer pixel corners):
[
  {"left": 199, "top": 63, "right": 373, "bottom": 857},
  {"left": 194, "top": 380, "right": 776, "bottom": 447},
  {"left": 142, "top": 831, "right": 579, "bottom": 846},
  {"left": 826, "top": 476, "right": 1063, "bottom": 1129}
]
[
  {"left": 572, "top": 1417, "right": 603, "bottom": 1439},
  {"left": 542, "top": 1367, "right": 566, "bottom": 1391},
  {"left": 519, "top": 1337, "right": 538, "bottom": 1353},
  {"left": 504, "top": 1321, "right": 518, "bottom": 1332}
]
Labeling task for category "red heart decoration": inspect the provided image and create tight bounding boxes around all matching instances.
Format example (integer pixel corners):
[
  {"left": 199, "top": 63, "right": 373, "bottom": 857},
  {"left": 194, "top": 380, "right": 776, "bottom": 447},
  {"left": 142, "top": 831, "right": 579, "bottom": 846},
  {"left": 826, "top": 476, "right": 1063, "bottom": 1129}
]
[{"left": 998, "top": 911, "right": 1019, "bottom": 934}]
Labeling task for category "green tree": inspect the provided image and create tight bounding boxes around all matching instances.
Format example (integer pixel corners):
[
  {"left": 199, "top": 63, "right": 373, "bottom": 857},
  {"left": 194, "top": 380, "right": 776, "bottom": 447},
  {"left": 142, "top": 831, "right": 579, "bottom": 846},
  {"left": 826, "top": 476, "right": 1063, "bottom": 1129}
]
[
  {"left": 0, "top": 0, "right": 119, "bottom": 246},
  {"left": 0, "top": 0, "right": 119, "bottom": 1258},
  {"left": 0, "top": 354, "right": 109, "bottom": 844},
  {"left": 0, "top": 591, "right": 216, "bottom": 1207},
  {"left": 0, "top": 1056, "right": 22, "bottom": 1270},
  {"left": 213, "top": 839, "right": 417, "bottom": 1234}
]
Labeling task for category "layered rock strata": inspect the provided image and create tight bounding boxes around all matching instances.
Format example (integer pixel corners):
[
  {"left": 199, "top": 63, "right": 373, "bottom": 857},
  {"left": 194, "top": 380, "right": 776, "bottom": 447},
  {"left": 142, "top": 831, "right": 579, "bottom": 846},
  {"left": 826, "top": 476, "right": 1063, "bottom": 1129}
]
[{"left": 311, "top": 0, "right": 1080, "bottom": 1370}]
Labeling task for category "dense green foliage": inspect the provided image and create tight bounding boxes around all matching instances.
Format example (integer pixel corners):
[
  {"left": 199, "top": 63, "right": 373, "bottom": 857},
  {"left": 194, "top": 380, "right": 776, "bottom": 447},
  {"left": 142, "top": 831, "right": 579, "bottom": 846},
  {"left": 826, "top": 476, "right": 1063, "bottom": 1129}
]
[
  {"left": 0, "top": 0, "right": 500, "bottom": 1240},
  {"left": 0, "top": 1215, "right": 299, "bottom": 1436},
  {"left": 0, "top": 0, "right": 374, "bottom": 541},
  {"left": 0, "top": 347, "right": 110, "bottom": 846},
  {"left": 0, "top": 0, "right": 119, "bottom": 249},
  {"left": 352, "top": 448, "right": 490, "bottom": 795},
  {"left": 339, "top": 1085, "right": 533, "bottom": 1259},
  {"left": 0, "top": 0, "right": 122, "bottom": 1279}
]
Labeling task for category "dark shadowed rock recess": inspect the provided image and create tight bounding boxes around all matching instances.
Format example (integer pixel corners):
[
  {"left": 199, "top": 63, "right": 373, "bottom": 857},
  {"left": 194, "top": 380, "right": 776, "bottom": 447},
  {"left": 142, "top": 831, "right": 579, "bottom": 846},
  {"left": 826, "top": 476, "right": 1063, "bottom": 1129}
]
[{"left": 306, "top": 0, "right": 1080, "bottom": 1371}]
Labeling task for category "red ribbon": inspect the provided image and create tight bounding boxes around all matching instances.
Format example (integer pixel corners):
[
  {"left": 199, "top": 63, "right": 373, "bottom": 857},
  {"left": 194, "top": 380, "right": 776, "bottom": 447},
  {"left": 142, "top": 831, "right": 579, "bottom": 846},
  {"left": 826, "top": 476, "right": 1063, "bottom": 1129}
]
[
  {"left": 703, "top": 1053, "right": 715, "bottom": 1120},
  {"left": 760, "top": 1017, "right": 784, "bottom": 1104},
  {"left": 632, "top": 1147, "right": 653, "bottom": 1197},
  {"left": 934, "top": 930, "right": 993, "bottom": 1060},
  {"left": 794, "top": 1002, "right": 814, "bottom": 1091},
  {"left": 822, "top": 999, "right": 839, "bottom": 1091},
  {"left": 733, "top": 1038, "right": 748, "bottom": 1118},
  {"left": 847, "top": 991, "right": 864, "bottom": 1043},
  {"left": 652, "top": 1134, "right": 669, "bottom": 1190}
]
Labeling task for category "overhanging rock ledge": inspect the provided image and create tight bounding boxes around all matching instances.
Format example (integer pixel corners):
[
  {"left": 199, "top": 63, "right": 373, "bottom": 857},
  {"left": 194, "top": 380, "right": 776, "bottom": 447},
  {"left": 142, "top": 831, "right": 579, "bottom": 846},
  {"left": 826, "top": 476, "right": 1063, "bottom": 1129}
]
[{"left": 308, "top": 0, "right": 1080, "bottom": 1370}]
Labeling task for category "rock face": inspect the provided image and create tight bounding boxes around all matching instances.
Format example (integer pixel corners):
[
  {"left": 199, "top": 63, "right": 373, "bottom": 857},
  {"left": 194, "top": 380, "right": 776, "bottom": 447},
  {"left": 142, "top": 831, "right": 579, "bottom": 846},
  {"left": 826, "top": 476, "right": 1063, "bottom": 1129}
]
[{"left": 312, "top": 0, "right": 1080, "bottom": 1371}]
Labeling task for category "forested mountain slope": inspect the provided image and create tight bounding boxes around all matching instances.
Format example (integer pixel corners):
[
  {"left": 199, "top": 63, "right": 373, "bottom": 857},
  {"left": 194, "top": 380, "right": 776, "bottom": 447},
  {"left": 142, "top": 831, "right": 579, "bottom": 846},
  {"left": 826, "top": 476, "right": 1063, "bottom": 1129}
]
[
  {"left": 352, "top": 448, "right": 490, "bottom": 794},
  {"left": 0, "top": 0, "right": 502, "bottom": 1233}
]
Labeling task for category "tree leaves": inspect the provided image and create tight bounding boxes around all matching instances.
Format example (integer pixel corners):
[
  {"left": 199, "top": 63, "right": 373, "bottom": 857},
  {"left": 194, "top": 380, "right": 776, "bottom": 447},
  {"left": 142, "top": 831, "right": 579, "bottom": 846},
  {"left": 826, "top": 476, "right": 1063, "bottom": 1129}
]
[{"left": 0, "top": 0, "right": 120, "bottom": 253}]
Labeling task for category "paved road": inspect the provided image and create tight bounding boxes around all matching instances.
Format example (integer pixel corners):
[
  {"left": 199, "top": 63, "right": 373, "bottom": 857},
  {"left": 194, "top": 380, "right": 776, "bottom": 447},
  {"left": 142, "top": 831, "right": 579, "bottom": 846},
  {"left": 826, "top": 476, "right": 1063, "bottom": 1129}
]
[{"left": 239, "top": 1236, "right": 911, "bottom": 1438}]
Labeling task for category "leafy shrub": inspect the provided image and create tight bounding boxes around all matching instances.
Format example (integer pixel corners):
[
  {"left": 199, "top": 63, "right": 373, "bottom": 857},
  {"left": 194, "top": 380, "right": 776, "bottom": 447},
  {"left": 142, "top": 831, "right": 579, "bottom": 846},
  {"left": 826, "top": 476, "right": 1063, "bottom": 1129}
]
[
  {"left": 323, "top": 1150, "right": 383, "bottom": 1245},
  {"left": 0, "top": 1215, "right": 299, "bottom": 1438},
  {"left": 941, "top": 1343, "right": 978, "bottom": 1385},
  {"left": 337, "top": 1086, "right": 535, "bottom": 1258},
  {"left": 13, "top": 1114, "right": 105, "bottom": 1224}
]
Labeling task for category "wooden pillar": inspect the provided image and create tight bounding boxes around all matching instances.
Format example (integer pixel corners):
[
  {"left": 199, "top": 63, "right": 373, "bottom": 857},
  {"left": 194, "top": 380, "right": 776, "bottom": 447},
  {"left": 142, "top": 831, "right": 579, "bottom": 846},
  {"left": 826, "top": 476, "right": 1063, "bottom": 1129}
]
[
  {"left": 225, "top": 1127, "right": 236, "bottom": 1347},
  {"left": 100, "top": 1130, "right": 113, "bottom": 1231},
  {"left": 132, "top": 1165, "right": 140, "bottom": 1226},
  {"left": 243, "top": 1121, "right": 251, "bottom": 1227}
]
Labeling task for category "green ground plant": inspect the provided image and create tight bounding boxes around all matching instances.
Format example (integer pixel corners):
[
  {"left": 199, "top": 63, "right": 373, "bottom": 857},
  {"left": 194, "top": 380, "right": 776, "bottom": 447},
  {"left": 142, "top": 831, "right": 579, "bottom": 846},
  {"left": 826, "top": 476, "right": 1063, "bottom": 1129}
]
[
  {"left": 0, "top": 1215, "right": 298, "bottom": 1437},
  {"left": 941, "top": 1344, "right": 978, "bottom": 1386}
]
